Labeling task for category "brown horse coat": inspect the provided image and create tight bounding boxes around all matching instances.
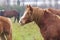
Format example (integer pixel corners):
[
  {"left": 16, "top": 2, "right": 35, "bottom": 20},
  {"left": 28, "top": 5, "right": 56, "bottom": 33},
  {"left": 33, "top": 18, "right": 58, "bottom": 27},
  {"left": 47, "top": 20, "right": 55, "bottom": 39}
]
[
  {"left": 48, "top": 8, "right": 60, "bottom": 16},
  {"left": 0, "top": 16, "right": 12, "bottom": 40},
  {"left": 33, "top": 8, "right": 60, "bottom": 40},
  {"left": 2, "top": 10, "right": 20, "bottom": 23},
  {"left": 33, "top": 7, "right": 60, "bottom": 40},
  {"left": 19, "top": 5, "right": 60, "bottom": 40},
  {"left": 3, "top": 10, "right": 18, "bottom": 17}
]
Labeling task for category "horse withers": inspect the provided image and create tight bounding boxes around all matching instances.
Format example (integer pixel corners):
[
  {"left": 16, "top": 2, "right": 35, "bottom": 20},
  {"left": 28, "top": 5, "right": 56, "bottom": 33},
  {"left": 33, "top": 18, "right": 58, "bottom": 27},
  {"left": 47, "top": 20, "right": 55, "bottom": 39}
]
[
  {"left": 19, "top": 5, "right": 60, "bottom": 40},
  {"left": 0, "top": 16, "right": 12, "bottom": 40},
  {"left": 48, "top": 8, "right": 60, "bottom": 16}
]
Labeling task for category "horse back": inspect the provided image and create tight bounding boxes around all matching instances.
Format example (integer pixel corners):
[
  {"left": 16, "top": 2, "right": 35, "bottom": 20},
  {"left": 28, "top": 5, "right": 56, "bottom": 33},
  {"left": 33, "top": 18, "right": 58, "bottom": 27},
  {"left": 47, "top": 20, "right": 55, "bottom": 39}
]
[
  {"left": 0, "top": 16, "right": 12, "bottom": 33},
  {"left": 48, "top": 8, "right": 60, "bottom": 16},
  {"left": 40, "top": 10, "right": 60, "bottom": 39},
  {"left": 3, "top": 10, "right": 19, "bottom": 17}
]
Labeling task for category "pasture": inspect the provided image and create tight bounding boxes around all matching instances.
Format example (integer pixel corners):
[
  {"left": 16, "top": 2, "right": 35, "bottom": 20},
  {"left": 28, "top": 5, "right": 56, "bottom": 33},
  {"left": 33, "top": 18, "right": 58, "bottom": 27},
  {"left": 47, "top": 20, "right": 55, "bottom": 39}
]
[
  {"left": 0, "top": 6, "right": 43, "bottom": 40},
  {"left": 11, "top": 18, "right": 43, "bottom": 40}
]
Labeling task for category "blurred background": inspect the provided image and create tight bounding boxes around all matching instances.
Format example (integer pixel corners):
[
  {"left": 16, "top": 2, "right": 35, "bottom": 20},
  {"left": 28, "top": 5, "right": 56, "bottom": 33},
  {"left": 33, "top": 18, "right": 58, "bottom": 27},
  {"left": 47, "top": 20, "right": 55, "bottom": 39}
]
[
  {"left": 0, "top": 0, "right": 60, "bottom": 17},
  {"left": 0, "top": 0, "right": 60, "bottom": 8},
  {"left": 0, "top": 0, "right": 60, "bottom": 40}
]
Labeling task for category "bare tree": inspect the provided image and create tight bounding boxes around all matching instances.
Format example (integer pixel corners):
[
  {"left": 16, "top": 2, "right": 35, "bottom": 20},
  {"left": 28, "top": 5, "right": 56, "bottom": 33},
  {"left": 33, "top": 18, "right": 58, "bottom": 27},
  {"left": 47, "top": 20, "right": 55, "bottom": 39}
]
[
  {"left": 17, "top": 0, "right": 20, "bottom": 6},
  {"left": 22, "top": 0, "right": 24, "bottom": 6},
  {"left": 6, "top": 0, "right": 10, "bottom": 10},
  {"left": 55, "top": 0, "right": 58, "bottom": 9},
  {"left": 49, "top": 0, "right": 52, "bottom": 7},
  {"left": 43, "top": 0, "right": 46, "bottom": 8},
  {"left": 35, "top": 0, "right": 37, "bottom": 6},
  {"left": 44, "top": 0, "right": 46, "bottom": 5}
]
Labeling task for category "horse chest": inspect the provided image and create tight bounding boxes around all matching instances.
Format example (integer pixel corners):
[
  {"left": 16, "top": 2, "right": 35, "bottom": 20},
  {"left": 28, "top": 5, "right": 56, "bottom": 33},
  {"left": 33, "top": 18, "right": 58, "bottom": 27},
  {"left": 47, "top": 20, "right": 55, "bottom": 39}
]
[
  {"left": 40, "top": 25, "right": 59, "bottom": 40},
  {"left": 39, "top": 17, "right": 60, "bottom": 38}
]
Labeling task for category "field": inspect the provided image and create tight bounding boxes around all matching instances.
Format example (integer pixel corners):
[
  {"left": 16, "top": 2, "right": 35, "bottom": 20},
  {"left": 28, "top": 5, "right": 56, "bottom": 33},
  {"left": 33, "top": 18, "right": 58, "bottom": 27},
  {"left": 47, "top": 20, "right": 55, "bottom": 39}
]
[
  {"left": 0, "top": 6, "right": 44, "bottom": 40},
  {"left": 11, "top": 18, "right": 43, "bottom": 40}
]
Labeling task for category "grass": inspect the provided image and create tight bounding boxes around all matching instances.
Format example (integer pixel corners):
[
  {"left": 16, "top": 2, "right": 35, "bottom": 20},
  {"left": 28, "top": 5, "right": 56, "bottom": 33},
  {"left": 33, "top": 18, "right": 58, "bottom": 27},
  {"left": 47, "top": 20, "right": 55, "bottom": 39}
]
[
  {"left": 11, "top": 18, "right": 43, "bottom": 40},
  {"left": 0, "top": 6, "right": 43, "bottom": 40}
]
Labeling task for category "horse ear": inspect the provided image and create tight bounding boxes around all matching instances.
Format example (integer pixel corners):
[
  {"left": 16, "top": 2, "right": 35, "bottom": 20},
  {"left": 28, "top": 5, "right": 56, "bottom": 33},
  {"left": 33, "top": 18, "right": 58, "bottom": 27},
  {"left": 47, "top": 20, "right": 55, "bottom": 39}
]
[
  {"left": 26, "top": 5, "right": 33, "bottom": 11},
  {"left": 44, "top": 9, "right": 53, "bottom": 17},
  {"left": 26, "top": 5, "right": 31, "bottom": 8},
  {"left": 44, "top": 10, "right": 48, "bottom": 14},
  {"left": 44, "top": 10, "right": 51, "bottom": 14}
]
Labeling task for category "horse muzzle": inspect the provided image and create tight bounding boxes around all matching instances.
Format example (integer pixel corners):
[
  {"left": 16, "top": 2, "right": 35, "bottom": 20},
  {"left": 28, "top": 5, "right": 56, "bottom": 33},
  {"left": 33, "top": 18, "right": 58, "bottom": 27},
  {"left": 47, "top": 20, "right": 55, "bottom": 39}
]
[{"left": 19, "top": 20, "right": 25, "bottom": 26}]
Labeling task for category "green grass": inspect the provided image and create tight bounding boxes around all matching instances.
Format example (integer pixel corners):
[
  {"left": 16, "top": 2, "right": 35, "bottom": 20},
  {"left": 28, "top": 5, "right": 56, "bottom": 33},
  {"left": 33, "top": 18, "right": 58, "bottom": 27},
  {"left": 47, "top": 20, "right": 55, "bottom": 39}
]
[{"left": 11, "top": 18, "right": 43, "bottom": 40}]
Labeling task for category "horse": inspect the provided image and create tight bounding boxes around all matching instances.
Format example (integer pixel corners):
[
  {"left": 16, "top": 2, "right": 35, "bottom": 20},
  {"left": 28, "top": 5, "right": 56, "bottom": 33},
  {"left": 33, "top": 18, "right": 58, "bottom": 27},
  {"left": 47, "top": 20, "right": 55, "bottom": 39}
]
[
  {"left": 1, "top": 10, "right": 20, "bottom": 23},
  {"left": 0, "top": 16, "right": 12, "bottom": 40},
  {"left": 48, "top": 8, "right": 60, "bottom": 16},
  {"left": 19, "top": 5, "right": 60, "bottom": 40}
]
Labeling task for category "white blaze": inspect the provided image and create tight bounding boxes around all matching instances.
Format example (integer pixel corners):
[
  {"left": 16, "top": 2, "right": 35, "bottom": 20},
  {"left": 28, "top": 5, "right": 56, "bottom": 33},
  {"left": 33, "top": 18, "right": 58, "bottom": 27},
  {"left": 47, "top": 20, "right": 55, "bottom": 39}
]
[{"left": 19, "top": 11, "right": 28, "bottom": 23}]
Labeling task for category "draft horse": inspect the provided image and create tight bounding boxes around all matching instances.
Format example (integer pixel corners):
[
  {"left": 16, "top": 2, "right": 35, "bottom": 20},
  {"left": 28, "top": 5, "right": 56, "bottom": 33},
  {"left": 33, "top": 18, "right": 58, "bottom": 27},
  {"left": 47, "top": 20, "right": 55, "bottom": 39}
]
[
  {"left": 19, "top": 5, "right": 60, "bottom": 40},
  {"left": 2, "top": 10, "right": 20, "bottom": 23},
  {"left": 0, "top": 16, "right": 12, "bottom": 40}
]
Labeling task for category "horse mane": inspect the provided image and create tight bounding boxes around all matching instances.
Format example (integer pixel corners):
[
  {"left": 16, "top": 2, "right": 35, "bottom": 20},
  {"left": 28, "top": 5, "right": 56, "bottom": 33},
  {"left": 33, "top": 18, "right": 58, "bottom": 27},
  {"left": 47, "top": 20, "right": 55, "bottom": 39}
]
[
  {"left": 32, "top": 7, "right": 45, "bottom": 25},
  {"left": 32, "top": 7, "right": 60, "bottom": 27},
  {"left": 48, "top": 8, "right": 60, "bottom": 16},
  {"left": 23, "top": 5, "right": 60, "bottom": 40}
]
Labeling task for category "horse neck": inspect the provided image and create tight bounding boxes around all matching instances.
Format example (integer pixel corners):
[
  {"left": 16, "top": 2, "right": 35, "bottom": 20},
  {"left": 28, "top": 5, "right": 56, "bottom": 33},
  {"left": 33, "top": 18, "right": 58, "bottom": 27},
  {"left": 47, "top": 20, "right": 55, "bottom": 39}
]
[
  {"left": 48, "top": 8, "right": 60, "bottom": 16},
  {"left": 32, "top": 8, "right": 44, "bottom": 28},
  {"left": 32, "top": 8, "right": 60, "bottom": 30}
]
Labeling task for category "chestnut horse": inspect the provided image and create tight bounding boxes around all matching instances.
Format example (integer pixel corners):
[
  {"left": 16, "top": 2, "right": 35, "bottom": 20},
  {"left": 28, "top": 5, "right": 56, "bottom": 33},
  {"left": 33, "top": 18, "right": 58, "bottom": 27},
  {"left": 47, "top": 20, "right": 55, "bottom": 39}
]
[
  {"left": 48, "top": 8, "right": 60, "bottom": 16},
  {"left": 0, "top": 16, "right": 12, "bottom": 40},
  {"left": 1, "top": 10, "right": 20, "bottom": 23},
  {"left": 19, "top": 5, "right": 60, "bottom": 40}
]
